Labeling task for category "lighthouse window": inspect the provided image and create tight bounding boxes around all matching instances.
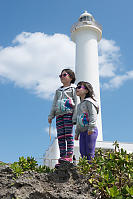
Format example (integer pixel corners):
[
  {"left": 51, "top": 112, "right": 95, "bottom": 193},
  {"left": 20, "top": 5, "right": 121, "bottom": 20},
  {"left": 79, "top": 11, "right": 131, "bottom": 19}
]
[
  {"left": 79, "top": 16, "right": 92, "bottom": 22},
  {"left": 84, "top": 16, "right": 86, "bottom": 21},
  {"left": 80, "top": 16, "right": 86, "bottom": 21},
  {"left": 86, "top": 16, "right": 92, "bottom": 21}
]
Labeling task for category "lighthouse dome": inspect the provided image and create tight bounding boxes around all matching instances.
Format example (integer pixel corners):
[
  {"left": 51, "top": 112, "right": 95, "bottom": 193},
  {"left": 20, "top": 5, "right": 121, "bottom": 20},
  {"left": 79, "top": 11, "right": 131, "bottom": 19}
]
[{"left": 79, "top": 11, "right": 94, "bottom": 22}]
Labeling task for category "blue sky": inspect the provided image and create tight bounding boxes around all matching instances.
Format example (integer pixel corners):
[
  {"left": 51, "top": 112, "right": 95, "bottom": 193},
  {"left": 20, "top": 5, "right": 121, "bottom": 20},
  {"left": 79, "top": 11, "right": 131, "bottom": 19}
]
[{"left": 0, "top": 0, "right": 133, "bottom": 164}]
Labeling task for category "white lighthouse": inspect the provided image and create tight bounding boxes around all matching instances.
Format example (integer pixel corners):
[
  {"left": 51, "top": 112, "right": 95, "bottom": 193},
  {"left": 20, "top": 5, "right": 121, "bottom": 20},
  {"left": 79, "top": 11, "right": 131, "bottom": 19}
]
[{"left": 71, "top": 11, "right": 103, "bottom": 141}]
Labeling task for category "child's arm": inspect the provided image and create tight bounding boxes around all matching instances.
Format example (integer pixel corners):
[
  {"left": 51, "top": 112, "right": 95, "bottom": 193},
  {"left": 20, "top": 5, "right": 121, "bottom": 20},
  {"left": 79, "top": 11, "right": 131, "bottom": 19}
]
[
  {"left": 72, "top": 89, "right": 80, "bottom": 124},
  {"left": 75, "top": 134, "right": 79, "bottom": 140},
  {"left": 74, "top": 126, "right": 80, "bottom": 140},
  {"left": 48, "top": 91, "right": 58, "bottom": 123},
  {"left": 87, "top": 101, "right": 98, "bottom": 132}
]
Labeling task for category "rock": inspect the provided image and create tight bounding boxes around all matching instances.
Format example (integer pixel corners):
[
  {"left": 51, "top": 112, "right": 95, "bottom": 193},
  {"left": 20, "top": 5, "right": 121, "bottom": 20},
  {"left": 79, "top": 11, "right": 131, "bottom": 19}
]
[{"left": 0, "top": 162, "right": 94, "bottom": 199}]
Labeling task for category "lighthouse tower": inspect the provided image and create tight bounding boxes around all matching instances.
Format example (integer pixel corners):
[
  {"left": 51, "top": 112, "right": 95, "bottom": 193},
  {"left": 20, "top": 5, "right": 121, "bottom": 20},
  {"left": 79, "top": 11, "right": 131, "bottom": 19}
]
[{"left": 71, "top": 11, "right": 103, "bottom": 141}]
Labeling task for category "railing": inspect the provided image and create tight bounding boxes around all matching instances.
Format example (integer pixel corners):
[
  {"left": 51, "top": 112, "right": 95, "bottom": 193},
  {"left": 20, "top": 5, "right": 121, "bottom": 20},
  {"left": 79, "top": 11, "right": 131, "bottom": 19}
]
[{"left": 71, "top": 21, "right": 102, "bottom": 33}]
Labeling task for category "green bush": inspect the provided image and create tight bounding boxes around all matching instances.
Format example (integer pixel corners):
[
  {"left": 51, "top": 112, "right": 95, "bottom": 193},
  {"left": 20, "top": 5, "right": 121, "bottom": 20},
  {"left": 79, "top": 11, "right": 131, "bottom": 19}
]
[
  {"left": 77, "top": 141, "right": 133, "bottom": 199},
  {"left": 0, "top": 161, "right": 6, "bottom": 166},
  {"left": 10, "top": 156, "right": 53, "bottom": 177}
]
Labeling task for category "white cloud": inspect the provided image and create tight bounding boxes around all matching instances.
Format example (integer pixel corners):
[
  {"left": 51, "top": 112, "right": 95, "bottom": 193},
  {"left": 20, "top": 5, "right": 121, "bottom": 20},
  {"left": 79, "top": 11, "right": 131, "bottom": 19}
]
[
  {"left": 0, "top": 32, "right": 75, "bottom": 98},
  {"left": 98, "top": 39, "right": 133, "bottom": 90},
  {"left": 98, "top": 38, "right": 121, "bottom": 77},
  {"left": 0, "top": 32, "right": 132, "bottom": 96},
  {"left": 102, "top": 70, "right": 133, "bottom": 89}
]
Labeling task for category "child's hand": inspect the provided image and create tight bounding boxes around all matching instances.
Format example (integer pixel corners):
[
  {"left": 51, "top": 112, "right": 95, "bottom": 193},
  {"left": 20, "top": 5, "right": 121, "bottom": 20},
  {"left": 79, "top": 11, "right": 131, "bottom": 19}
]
[
  {"left": 75, "top": 135, "right": 79, "bottom": 140},
  {"left": 48, "top": 118, "right": 52, "bottom": 124},
  {"left": 88, "top": 131, "right": 93, "bottom": 135}
]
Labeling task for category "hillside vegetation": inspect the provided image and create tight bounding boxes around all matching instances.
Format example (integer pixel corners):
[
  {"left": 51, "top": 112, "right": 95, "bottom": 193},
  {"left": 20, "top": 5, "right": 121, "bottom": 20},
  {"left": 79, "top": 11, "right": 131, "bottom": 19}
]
[{"left": 0, "top": 141, "right": 132, "bottom": 199}]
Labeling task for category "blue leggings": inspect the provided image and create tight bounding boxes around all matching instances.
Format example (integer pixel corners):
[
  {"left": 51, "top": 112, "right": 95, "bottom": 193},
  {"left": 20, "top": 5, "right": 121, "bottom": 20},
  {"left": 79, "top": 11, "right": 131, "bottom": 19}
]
[{"left": 79, "top": 128, "right": 98, "bottom": 161}]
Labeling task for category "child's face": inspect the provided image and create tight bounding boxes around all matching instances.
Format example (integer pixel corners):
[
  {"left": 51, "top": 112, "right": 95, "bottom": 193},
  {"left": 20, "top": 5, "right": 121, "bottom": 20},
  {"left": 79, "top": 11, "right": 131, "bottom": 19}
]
[
  {"left": 59, "top": 71, "right": 72, "bottom": 85},
  {"left": 76, "top": 84, "right": 88, "bottom": 98}
]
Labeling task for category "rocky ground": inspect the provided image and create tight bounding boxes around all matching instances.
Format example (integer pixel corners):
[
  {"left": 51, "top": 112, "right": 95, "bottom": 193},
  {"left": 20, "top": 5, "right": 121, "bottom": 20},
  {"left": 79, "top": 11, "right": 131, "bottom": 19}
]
[{"left": 0, "top": 161, "right": 94, "bottom": 199}]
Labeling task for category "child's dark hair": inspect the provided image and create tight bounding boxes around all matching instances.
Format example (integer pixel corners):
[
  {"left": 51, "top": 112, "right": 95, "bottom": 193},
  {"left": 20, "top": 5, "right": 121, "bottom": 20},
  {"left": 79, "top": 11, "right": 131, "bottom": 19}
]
[
  {"left": 77, "top": 81, "right": 96, "bottom": 100},
  {"left": 61, "top": 69, "right": 76, "bottom": 83},
  {"left": 77, "top": 81, "right": 99, "bottom": 113}
]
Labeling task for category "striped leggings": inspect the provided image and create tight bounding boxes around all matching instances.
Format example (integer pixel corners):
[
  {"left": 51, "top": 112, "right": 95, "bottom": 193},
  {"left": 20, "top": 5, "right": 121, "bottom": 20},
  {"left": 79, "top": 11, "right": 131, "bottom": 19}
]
[{"left": 56, "top": 113, "right": 74, "bottom": 157}]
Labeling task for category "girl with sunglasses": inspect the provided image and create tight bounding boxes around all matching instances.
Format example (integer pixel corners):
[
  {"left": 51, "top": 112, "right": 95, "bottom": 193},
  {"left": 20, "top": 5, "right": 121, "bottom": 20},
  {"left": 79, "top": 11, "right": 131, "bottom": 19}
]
[
  {"left": 48, "top": 69, "right": 78, "bottom": 166},
  {"left": 75, "top": 81, "right": 99, "bottom": 162}
]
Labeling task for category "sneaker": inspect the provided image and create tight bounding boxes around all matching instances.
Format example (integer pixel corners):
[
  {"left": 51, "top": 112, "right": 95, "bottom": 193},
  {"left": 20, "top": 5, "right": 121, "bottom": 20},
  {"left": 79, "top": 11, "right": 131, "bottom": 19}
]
[
  {"left": 63, "top": 156, "right": 72, "bottom": 162},
  {"left": 55, "top": 163, "right": 60, "bottom": 169},
  {"left": 58, "top": 157, "right": 65, "bottom": 163}
]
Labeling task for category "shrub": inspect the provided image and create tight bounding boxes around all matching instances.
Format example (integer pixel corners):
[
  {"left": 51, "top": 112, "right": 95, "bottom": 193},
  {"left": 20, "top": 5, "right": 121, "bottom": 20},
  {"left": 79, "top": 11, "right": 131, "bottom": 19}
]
[
  {"left": 77, "top": 141, "right": 133, "bottom": 199},
  {"left": 10, "top": 156, "right": 53, "bottom": 177}
]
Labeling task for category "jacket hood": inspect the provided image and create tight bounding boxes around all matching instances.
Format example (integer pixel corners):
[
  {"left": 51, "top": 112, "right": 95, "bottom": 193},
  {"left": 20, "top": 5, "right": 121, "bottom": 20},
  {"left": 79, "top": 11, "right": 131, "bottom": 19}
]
[
  {"left": 58, "top": 84, "right": 76, "bottom": 91},
  {"left": 84, "top": 97, "right": 99, "bottom": 113}
]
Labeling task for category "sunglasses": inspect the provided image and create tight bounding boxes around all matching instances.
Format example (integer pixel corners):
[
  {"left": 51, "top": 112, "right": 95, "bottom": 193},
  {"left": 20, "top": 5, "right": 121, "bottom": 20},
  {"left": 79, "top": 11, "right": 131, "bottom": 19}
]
[
  {"left": 76, "top": 85, "right": 86, "bottom": 89},
  {"left": 59, "top": 73, "right": 69, "bottom": 78}
]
